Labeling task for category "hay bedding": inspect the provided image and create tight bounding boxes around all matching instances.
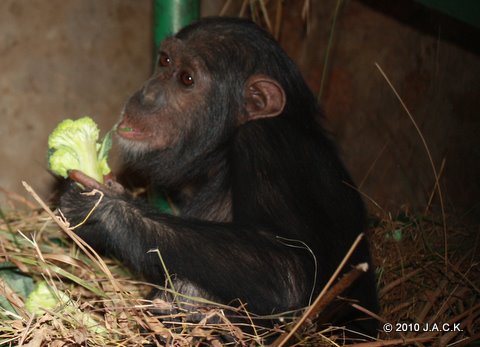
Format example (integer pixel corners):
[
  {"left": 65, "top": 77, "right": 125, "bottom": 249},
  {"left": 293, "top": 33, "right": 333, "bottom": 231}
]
[
  {"left": 370, "top": 212, "right": 480, "bottom": 346},
  {"left": 0, "top": 185, "right": 478, "bottom": 346}
]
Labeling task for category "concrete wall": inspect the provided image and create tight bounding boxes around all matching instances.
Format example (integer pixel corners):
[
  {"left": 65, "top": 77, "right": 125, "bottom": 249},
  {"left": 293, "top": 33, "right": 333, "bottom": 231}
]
[{"left": 293, "top": 1, "right": 480, "bottom": 220}]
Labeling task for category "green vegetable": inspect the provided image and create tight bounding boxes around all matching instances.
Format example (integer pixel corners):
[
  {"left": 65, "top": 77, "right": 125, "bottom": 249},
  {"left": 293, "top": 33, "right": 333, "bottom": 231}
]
[
  {"left": 117, "top": 126, "right": 133, "bottom": 132},
  {"left": 48, "top": 116, "right": 112, "bottom": 183},
  {"left": 24, "top": 281, "right": 65, "bottom": 315},
  {"left": 25, "top": 281, "right": 107, "bottom": 335}
]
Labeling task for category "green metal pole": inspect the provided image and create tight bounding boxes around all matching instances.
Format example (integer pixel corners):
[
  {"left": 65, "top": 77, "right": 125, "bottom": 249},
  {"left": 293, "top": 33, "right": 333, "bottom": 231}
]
[
  {"left": 151, "top": 1, "right": 199, "bottom": 213},
  {"left": 153, "top": 0, "right": 200, "bottom": 51}
]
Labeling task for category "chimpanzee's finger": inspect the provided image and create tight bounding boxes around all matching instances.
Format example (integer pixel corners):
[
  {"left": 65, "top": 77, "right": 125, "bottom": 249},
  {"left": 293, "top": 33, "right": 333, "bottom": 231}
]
[{"left": 68, "top": 170, "right": 104, "bottom": 190}]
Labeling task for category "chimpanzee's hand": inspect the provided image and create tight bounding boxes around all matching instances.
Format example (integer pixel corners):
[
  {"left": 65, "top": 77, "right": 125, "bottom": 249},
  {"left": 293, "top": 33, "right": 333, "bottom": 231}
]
[
  {"left": 68, "top": 170, "right": 126, "bottom": 195},
  {"left": 58, "top": 170, "right": 128, "bottom": 253}
]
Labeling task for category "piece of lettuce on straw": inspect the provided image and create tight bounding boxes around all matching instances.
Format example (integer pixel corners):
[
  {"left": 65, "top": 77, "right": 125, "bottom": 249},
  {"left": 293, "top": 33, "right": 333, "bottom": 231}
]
[
  {"left": 47, "top": 116, "right": 112, "bottom": 183},
  {"left": 25, "top": 281, "right": 107, "bottom": 335}
]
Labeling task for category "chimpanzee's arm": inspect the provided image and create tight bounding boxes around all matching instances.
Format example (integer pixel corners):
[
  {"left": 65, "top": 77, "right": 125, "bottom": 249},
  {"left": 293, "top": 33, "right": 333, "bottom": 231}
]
[{"left": 59, "top": 182, "right": 311, "bottom": 314}]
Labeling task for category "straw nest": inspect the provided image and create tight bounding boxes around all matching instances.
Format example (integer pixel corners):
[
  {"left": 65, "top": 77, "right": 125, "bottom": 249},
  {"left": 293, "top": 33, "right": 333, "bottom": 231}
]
[{"left": 0, "top": 183, "right": 478, "bottom": 346}]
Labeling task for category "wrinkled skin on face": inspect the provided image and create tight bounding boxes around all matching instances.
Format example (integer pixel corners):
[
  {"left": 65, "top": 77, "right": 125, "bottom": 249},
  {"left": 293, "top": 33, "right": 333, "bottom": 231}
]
[
  {"left": 118, "top": 39, "right": 210, "bottom": 147},
  {"left": 117, "top": 37, "right": 233, "bottom": 187}
]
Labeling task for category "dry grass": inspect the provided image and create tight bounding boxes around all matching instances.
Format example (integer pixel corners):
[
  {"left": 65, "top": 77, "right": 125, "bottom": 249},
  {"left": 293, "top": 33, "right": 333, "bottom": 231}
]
[
  {"left": 370, "top": 210, "right": 480, "bottom": 347},
  {"left": 0, "top": 184, "right": 479, "bottom": 346}
]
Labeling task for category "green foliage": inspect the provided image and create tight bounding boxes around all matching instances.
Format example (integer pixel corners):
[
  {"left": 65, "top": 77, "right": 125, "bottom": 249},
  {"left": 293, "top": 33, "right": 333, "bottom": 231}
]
[
  {"left": 24, "top": 281, "right": 63, "bottom": 315},
  {"left": 47, "top": 116, "right": 112, "bottom": 183},
  {"left": 25, "top": 281, "right": 108, "bottom": 335},
  {"left": 0, "top": 263, "right": 34, "bottom": 318}
]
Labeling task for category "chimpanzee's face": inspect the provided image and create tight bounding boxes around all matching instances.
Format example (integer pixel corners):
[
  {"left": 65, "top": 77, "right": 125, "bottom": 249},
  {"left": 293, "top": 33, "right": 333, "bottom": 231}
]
[
  {"left": 115, "top": 28, "right": 285, "bottom": 186},
  {"left": 116, "top": 37, "right": 213, "bottom": 155}
]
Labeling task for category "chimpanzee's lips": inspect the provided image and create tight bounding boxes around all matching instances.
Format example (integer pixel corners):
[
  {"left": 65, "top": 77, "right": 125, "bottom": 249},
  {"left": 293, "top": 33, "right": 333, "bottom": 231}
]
[{"left": 116, "top": 121, "right": 150, "bottom": 140}]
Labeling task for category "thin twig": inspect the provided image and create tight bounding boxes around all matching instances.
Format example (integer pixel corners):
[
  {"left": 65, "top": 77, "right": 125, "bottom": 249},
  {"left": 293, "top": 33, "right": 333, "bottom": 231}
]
[
  {"left": 274, "top": 0, "right": 283, "bottom": 40},
  {"left": 219, "top": 0, "right": 233, "bottom": 16},
  {"left": 375, "top": 63, "right": 448, "bottom": 270},
  {"left": 318, "top": 0, "right": 343, "bottom": 100},
  {"left": 307, "top": 263, "right": 369, "bottom": 319},
  {"left": 425, "top": 157, "right": 446, "bottom": 215},
  {"left": 273, "top": 233, "right": 366, "bottom": 347},
  {"left": 258, "top": 0, "right": 272, "bottom": 33},
  {"left": 359, "top": 142, "right": 388, "bottom": 190},
  {"left": 415, "top": 279, "right": 448, "bottom": 323},
  {"left": 348, "top": 336, "right": 434, "bottom": 347},
  {"left": 21, "top": 181, "right": 124, "bottom": 302},
  {"left": 378, "top": 268, "right": 423, "bottom": 298}
]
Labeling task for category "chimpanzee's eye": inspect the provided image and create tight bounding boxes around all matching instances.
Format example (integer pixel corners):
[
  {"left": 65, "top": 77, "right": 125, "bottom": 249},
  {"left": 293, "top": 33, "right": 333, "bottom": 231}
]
[
  {"left": 179, "top": 71, "right": 194, "bottom": 87},
  {"left": 158, "top": 52, "right": 170, "bottom": 67}
]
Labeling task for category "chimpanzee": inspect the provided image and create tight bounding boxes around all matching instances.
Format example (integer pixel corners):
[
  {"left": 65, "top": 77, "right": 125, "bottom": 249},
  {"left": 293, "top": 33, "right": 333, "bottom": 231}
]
[{"left": 59, "top": 17, "right": 379, "bottom": 336}]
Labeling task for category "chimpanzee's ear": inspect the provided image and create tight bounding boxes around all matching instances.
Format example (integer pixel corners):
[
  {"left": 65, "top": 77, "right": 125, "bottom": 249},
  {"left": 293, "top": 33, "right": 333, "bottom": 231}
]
[{"left": 242, "top": 75, "right": 286, "bottom": 123}]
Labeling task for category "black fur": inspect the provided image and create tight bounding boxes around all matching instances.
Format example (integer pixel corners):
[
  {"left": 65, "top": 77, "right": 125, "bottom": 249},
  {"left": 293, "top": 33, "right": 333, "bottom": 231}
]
[{"left": 59, "top": 17, "right": 378, "bottom": 336}]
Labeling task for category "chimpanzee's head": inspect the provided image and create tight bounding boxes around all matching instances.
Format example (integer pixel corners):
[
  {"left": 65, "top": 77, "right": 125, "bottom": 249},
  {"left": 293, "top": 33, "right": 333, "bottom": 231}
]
[{"left": 117, "top": 17, "right": 316, "bottom": 186}]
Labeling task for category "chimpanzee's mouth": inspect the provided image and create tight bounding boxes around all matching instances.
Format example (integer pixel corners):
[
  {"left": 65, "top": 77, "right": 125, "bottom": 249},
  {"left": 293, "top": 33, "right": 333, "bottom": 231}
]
[{"left": 116, "top": 122, "right": 151, "bottom": 140}]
